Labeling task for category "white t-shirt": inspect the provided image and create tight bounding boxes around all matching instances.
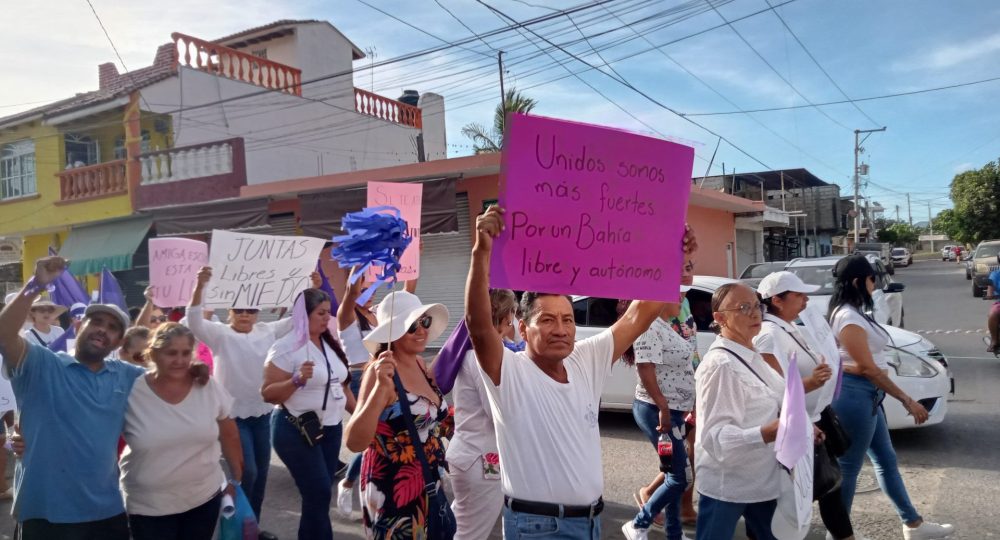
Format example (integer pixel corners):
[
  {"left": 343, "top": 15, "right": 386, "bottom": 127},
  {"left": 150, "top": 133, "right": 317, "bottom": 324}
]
[
  {"left": 481, "top": 330, "right": 614, "bottom": 506},
  {"left": 632, "top": 317, "right": 696, "bottom": 411},
  {"left": 754, "top": 314, "right": 839, "bottom": 422},
  {"left": 120, "top": 377, "right": 233, "bottom": 516},
  {"left": 337, "top": 319, "right": 372, "bottom": 367},
  {"left": 187, "top": 305, "right": 294, "bottom": 418},
  {"left": 266, "top": 334, "right": 349, "bottom": 426},
  {"left": 446, "top": 350, "right": 497, "bottom": 471},
  {"left": 831, "top": 305, "right": 890, "bottom": 370},
  {"left": 20, "top": 326, "right": 65, "bottom": 348}
]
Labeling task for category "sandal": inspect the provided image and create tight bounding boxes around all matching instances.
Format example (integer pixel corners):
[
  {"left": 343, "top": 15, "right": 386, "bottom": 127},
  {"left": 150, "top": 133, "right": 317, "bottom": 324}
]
[{"left": 632, "top": 491, "right": 665, "bottom": 528}]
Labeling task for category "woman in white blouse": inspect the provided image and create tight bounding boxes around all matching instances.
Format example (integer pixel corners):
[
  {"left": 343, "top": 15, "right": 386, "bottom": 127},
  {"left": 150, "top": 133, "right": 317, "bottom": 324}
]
[
  {"left": 828, "top": 256, "right": 955, "bottom": 540},
  {"left": 261, "top": 288, "right": 355, "bottom": 540},
  {"left": 119, "top": 323, "right": 242, "bottom": 540},
  {"left": 694, "top": 282, "right": 784, "bottom": 540},
  {"left": 754, "top": 271, "right": 862, "bottom": 540},
  {"left": 187, "top": 266, "right": 314, "bottom": 535},
  {"left": 447, "top": 288, "right": 517, "bottom": 540}
]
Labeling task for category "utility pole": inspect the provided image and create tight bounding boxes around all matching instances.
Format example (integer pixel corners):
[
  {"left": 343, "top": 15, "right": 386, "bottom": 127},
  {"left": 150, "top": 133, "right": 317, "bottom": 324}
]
[
  {"left": 906, "top": 193, "right": 913, "bottom": 226},
  {"left": 498, "top": 51, "right": 506, "bottom": 110},
  {"left": 928, "top": 202, "right": 935, "bottom": 253},
  {"left": 895, "top": 205, "right": 900, "bottom": 223},
  {"left": 854, "top": 127, "right": 887, "bottom": 244}
]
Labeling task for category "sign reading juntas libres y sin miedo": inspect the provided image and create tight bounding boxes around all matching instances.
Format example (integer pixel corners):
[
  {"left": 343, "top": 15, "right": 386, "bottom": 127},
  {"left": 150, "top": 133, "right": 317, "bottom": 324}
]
[{"left": 490, "top": 113, "right": 695, "bottom": 302}]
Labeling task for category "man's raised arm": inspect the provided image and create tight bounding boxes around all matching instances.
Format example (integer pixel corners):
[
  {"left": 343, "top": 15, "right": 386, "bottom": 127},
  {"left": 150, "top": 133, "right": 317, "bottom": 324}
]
[
  {"left": 465, "top": 205, "right": 505, "bottom": 386},
  {"left": 0, "top": 257, "right": 67, "bottom": 371}
]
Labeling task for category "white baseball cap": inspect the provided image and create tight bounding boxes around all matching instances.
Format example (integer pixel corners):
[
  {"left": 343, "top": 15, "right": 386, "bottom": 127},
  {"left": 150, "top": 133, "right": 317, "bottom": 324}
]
[
  {"left": 756, "top": 271, "right": 820, "bottom": 299},
  {"left": 84, "top": 304, "right": 131, "bottom": 332}
]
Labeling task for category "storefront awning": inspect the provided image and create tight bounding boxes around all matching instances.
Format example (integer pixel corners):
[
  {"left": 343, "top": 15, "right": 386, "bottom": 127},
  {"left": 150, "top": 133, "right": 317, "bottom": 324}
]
[
  {"left": 299, "top": 177, "right": 459, "bottom": 239},
  {"left": 149, "top": 197, "right": 271, "bottom": 236},
  {"left": 58, "top": 217, "right": 153, "bottom": 275}
]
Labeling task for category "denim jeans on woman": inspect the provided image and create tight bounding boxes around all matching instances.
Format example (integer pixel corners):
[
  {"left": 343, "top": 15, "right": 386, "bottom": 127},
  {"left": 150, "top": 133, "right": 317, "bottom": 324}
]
[
  {"left": 235, "top": 413, "right": 271, "bottom": 520},
  {"left": 502, "top": 507, "right": 600, "bottom": 539},
  {"left": 832, "top": 373, "right": 921, "bottom": 524},
  {"left": 271, "top": 410, "right": 343, "bottom": 540},
  {"left": 632, "top": 400, "right": 689, "bottom": 540},
  {"left": 695, "top": 496, "right": 776, "bottom": 540}
]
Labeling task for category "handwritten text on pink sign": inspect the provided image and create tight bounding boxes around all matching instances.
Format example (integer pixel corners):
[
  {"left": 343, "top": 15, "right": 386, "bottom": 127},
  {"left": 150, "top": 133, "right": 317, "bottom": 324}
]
[
  {"left": 149, "top": 238, "right": 208, "bottom": 307},
  {"left": 367, "top": 181, "right": 422, "bottom": 281},
  {"left": 490, "top": 114, "right": 695, "bottom": 302}
]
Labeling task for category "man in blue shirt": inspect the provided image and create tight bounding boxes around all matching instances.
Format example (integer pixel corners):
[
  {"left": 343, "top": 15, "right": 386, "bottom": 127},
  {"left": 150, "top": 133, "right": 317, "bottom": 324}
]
[
  {"left": 987, "top": 254, "right": 1000, "bottom": 354},
  {"left": 0, "top": 256, "right": 138, "bottom": 540}
]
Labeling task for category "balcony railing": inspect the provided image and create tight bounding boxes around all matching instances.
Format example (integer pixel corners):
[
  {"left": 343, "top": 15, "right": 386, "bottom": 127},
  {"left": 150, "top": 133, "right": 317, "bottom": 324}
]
[
  {"left": 139, "top": 138, "right": 241, "bottom": 185},
  {"left": 57, "top": 160, "right": 128, "bottom": 203},
  {"left": 354, "top": 88, "right": 422, "bottom": 128},
  {"left": 172, "top": 32, "right": 302, "bottom": 96}
]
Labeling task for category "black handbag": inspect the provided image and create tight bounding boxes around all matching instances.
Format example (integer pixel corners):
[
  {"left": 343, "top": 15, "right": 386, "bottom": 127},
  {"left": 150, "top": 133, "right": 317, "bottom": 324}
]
[
  {"left": 818, "top": 405, "right": 851, "bottom": 457},
  {"left": 392, "top": 373, "right": 456, "bottom": 540},
  {"left": 283, "top": 344, "right": 333, "bottom": 447},
  {"left": 813, "top": 439, "right": 843, "bottom": 500}
]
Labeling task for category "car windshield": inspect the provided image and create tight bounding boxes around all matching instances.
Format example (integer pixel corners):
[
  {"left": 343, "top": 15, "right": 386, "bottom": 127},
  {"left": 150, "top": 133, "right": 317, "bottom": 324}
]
[
  {"left": 787, "top": 264, "right": 837, "bottom": 294},
  {"left": 976, "top": 244, "right": 1000, "bottom": 259},
  {"left": 892, "top": 248, "right": 906, "bottom": 255},
  {"left": 741, "top": 262, "right": 786, "bottom": 279}
]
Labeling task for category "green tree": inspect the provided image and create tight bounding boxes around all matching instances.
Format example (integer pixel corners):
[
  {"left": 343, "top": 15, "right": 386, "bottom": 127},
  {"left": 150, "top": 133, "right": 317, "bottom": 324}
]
[
  {"left": 876, "top": 227, "right": 898, "bottom": 244},
  {"left": 461, "top": 88, "right": 538, "bottom": 154},
  {"left": 950, "top": 160, "right": 1000, "bottom": 243},
  {"left": 887, "top": 223, "right": 919, "bottom": 245},
  {"left": 933, "top": 208, "right": 963, "bottom": 242}
]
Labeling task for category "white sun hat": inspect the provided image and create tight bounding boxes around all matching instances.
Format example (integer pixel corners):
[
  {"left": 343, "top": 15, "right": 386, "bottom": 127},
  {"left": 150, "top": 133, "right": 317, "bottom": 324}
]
[
  {"left": 757, "top": 271, "right": 821, "bottom": 300},
  {"left": 362, "top": 290, "right": 449, "bottom": 354},
  {"left": 29, "top": 298, "right": 68, "bottom": 317}
]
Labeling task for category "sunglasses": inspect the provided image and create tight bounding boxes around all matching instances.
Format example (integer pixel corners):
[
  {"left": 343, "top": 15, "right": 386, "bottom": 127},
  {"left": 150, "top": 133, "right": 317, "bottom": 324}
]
[
  {"left": 232, "top": 309, "right": 260, "bottom": 315},
  {"left": 150, "top": 316, "right": 168, "bottom": 323},
  {"left": 407, "top": 315, "right": 433, "bottom": 334},
  {"left": 719, "top": 302, "right": 766, "bottom": 317}
]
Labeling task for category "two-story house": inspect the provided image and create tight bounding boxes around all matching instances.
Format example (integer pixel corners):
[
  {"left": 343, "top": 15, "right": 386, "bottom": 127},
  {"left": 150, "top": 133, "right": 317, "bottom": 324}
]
[{"left": 0, "top": 20, "right": 446, "bottom": 303}]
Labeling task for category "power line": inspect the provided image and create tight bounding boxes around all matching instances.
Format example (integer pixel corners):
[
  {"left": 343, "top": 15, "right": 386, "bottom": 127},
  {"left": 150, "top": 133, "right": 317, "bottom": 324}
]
[
  {"left": 762, "top": 0, "right": 880, "bottom": 128},
  {"left": 355, "top": 0, "right": 495, "bottom": 59},
  {"left": 433, "top": 0, "right": 499, "bottom": 52},
  {"left": 705, "top": 0, "right": 850, "bottom": 132},
  {"left": 685, "top": 74, "right": 1000, "bottom": 116}
]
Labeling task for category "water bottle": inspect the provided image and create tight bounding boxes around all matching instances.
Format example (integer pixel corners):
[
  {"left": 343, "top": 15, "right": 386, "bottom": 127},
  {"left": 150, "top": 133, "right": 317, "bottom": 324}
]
[{"left": 657, "top": 433, "right": 673, "bottom": 474}]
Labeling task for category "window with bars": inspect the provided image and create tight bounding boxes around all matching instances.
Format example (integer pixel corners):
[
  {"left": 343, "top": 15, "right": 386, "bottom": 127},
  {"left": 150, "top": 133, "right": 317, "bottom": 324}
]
[
  {"left": 0, "top": 140, "right": 37, "bottom": 200},
  {"left": 113, "top": 131, "right": 151, "bottom": 160},
  {"left": 64, "top": 133, "right": 99, "bottom": 167}
]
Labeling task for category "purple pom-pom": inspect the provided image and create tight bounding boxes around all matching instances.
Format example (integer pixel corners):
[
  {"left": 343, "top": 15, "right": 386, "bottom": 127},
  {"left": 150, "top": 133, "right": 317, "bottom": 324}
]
[{"left": 331, "top": 206, "right": 412, "bottom": 304}]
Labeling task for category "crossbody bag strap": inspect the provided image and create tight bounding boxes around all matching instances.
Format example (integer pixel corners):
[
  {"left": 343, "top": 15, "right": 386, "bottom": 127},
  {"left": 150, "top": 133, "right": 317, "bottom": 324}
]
[
  {"left": 716, "top": 346, "right": 768, "bottom": 386},
  {"left": 29, "top": 329, "right": 47, "bottom": 347},
  {"left": 392, "top": 373, "right": 439, "bottom": 496},
  {"left": 318, "top": 342, "right": 332, "bottom": 412},
  {"left": 774, "top": 324, "right": 820, "bottom": 365}
]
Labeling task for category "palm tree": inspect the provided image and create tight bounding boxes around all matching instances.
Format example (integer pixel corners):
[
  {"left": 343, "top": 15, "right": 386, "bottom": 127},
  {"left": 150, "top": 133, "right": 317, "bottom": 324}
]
[{"left": 461, "top": 88, "right": 537, "bottom": 154}]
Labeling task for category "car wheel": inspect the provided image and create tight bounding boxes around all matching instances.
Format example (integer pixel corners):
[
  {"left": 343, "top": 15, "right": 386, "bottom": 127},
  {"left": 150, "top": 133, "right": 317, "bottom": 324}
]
[
  {"left": 973, "top": 282, "right": 984, "bottom": 298},
  {"left": 967, "top": 270, "right": 972, "bottom": 280}
]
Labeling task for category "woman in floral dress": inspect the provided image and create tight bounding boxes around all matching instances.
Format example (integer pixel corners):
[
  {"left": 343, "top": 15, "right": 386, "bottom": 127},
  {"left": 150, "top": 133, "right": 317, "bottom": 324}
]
[{"left": 344, "top": 291, "right": 453, "bottom": 539}]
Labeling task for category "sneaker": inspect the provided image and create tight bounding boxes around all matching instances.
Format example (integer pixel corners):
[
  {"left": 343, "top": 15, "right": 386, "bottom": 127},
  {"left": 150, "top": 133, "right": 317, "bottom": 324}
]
[
  {"left": 621, "top": 522, "right": 649, "bottom": 540},
  {"left": 335, "top": 479, "right": 353, "bottom": 518},
  {"left": 903, "top": 521, "right": 956, "bottom": 540}
]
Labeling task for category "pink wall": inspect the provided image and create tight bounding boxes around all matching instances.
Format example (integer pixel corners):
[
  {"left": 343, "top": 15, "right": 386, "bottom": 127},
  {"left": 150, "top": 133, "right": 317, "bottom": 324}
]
[{"left": 683, "top": 206, "right": 736, "bottom": 278}]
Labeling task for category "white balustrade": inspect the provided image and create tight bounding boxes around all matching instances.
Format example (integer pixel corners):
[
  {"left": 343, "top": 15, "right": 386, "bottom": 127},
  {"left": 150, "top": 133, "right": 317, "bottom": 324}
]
[{"left": 139, "top": 141, "right": 236, "bottom": 185}]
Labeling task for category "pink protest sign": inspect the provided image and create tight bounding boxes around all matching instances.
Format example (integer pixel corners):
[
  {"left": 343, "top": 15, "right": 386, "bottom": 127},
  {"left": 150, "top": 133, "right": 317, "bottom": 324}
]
[
  {"left": 490, "top": 113, "right": 695, "bottom": 302},
  {"left": 367, "top": 181, "right": 422, "bottom": 280},
  {"left": 149, "top": 238, "right": 209, "bottom": 307}
]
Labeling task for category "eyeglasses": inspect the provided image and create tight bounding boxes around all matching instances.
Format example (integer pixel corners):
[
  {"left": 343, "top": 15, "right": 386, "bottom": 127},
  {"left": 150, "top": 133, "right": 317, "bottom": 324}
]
[
  {"left": 718, "top": 302, "right": 766, "bottom": 317},
  {"left": 232, "top": 309, "right": 260, "bottom": 315},
  {"left": 407, "top": 315, "right": 432, "bottom": 334},
  {"left": 150, "top": 316, "right": 168, "bottom": 323}
]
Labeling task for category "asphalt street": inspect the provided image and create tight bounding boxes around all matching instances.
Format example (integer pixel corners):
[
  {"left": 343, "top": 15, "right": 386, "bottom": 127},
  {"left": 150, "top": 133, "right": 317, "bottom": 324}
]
[{"left": 0, "top": 259, "right": 995, "bottom": 540}]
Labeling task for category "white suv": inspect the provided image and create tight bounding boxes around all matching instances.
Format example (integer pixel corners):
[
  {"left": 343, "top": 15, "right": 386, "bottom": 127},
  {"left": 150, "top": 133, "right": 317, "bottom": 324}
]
[{"left": 784, "top": 255, "right": 905, "bottom": 328}]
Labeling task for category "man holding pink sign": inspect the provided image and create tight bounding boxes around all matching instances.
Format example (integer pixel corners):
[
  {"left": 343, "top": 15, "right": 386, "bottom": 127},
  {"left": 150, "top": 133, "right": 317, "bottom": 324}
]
[{"left": 465, "top": 114, "right": 699, "bottom": 539}]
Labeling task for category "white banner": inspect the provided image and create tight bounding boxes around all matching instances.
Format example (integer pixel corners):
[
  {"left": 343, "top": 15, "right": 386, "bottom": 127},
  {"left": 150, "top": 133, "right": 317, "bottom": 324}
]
[{"left": 205, "top": 230, "right": 325, "bottom": 309}]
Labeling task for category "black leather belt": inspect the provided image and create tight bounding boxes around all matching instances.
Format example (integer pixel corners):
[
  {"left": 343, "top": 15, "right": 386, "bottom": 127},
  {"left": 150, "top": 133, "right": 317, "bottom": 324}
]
[{"left": 504, "top": 496, "right": 604, "bottom": 519}]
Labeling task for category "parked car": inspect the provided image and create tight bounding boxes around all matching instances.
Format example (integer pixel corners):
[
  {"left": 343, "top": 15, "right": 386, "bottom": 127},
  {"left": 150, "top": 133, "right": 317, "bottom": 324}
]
[
  {"left": 891, "top": 247, "right": 913, "bottom": 267},
  {"left": 785, "top": 254, "right": 905, "bottom": 327},
  {"left": 574, "top": 276, "right": 950, "bottom": 430},
  {"left": 970, "top": 240, "right": 1000, "bottom": 297},
  {"left": 942, "top": 245, "right": 957, "bottom": 261},
  {"left": 855, "top": 242, "right": 895, "bottom": 274},
  {"left": 738, "top": 261, "right": 789, "bottom": 288}
]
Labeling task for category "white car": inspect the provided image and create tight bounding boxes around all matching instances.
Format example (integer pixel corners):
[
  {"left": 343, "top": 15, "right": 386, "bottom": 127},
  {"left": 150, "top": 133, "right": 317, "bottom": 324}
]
[
  {"left": 891, "top": 247, "right": 912, "bottom": 267},
  {"left": 574, "top": 276, "right": 950, "bottom": 430},
  {"left": 942, "top": 245, "right": 957, "bottom": 261},
  {"left": 785, "top": 255, "right": 904, "bottom": 328}
]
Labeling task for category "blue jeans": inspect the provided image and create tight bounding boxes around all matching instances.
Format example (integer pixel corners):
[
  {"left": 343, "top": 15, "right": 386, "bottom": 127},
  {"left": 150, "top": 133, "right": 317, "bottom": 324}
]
[
  {"left": 632, "top": 401, "right": 688, "bottom": 540},
  {"left": 235, "top": 413, "right": 272, "bottom": 520},
  {"left": 832, "top": 374, "right": 921, "bottom": 524},
  {"left": 502, "top": 507, "right": 599, "bottom": 539},
  {"left": 271, "top": 409, "right": 342, "bottom": 540},
  {"left": 345, "top": 367, "right": 365, "bottom": 483},
  {"left": 695, "top": 495, "right": 776, "bottom": 540}
]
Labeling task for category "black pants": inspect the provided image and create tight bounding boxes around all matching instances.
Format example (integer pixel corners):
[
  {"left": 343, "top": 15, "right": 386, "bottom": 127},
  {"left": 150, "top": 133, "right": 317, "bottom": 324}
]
[
  {"left": 819, "top": 485, "right": 854, "bottom": 539},
  {"left": 128, "top": 492, "right": 222, "bottom": 540},
  {"left": 18, "top": 512, "right": 129, "bottom": 540}
]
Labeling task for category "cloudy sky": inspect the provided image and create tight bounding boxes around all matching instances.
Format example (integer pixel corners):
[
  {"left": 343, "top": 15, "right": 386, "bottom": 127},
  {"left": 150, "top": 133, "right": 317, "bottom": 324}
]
[{"left": 4, "top": 0, "right": 998, "bottom": 218}]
